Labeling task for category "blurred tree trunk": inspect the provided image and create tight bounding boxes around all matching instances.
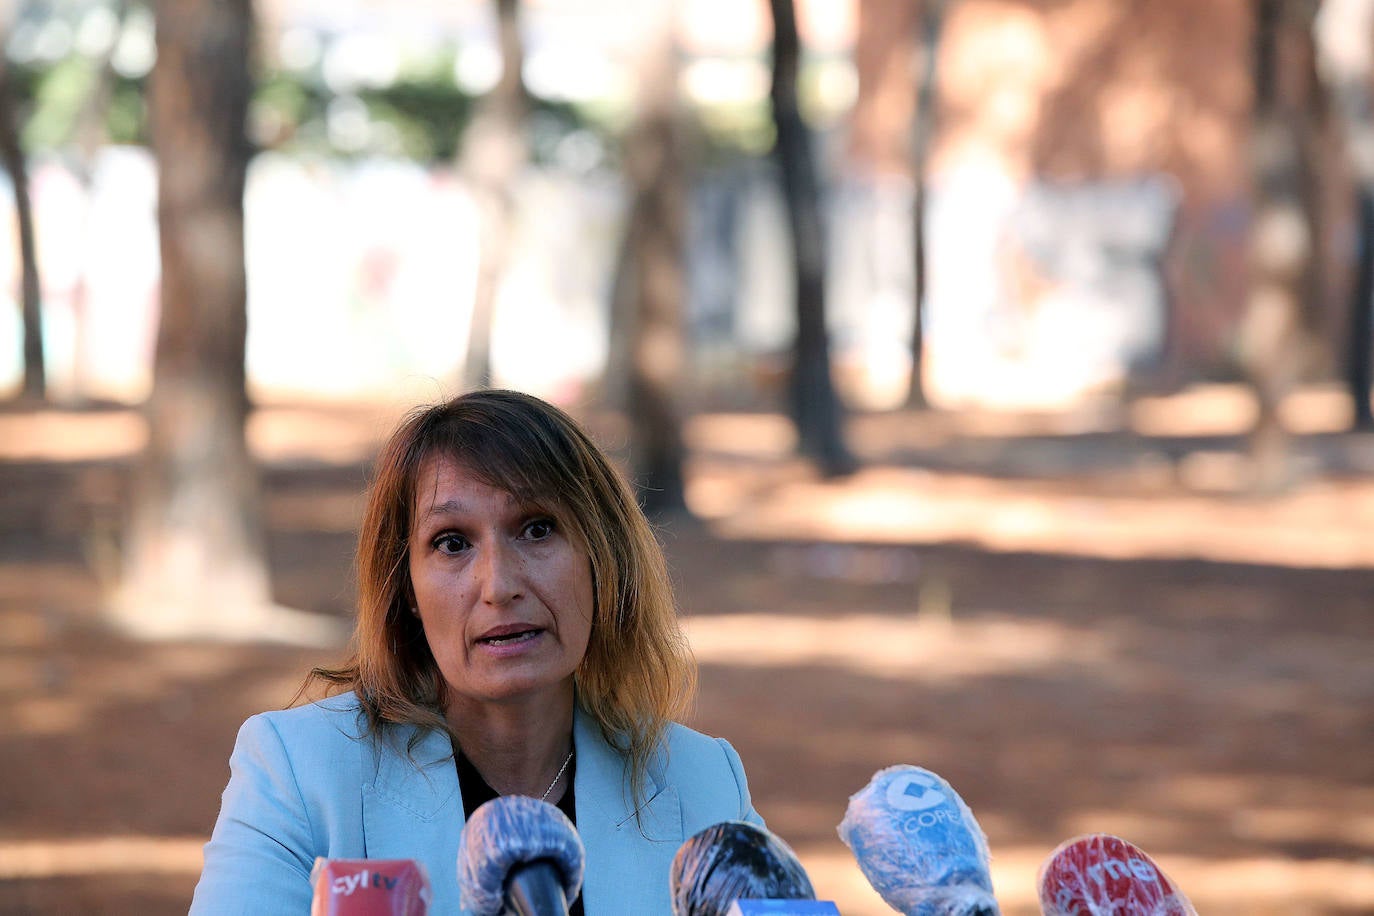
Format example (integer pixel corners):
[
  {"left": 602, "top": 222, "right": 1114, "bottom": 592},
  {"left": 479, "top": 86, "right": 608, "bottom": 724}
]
[
  {"left": 1314, "top": 0, "right": 1374, "bottom": 429},
  {"left": 769, "top": 0, "right": 857, "bottom": 476},
  {"left": 1241, "top": 0, "right": 1325, "bottom": 491},
  {"left": 0, "top": 53, "right": 44, "bottom": 401},
  {"left": 906, "top": 0, "right": 946, "bottom": 409},
  {"left": 460, "top": 0, "right": 526, "bottom": 390},
  {"left": 607, "top": 12, "right": 689, "bottom": 516},
  {"left": 115, "top": 0, "right": 334, "bottom": 643}
]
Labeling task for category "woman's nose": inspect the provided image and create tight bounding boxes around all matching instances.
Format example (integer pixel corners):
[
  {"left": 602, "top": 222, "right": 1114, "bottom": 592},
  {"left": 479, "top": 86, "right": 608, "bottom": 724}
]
[{"left": 477, "top": 540, "right": 523, "bottom": 605}]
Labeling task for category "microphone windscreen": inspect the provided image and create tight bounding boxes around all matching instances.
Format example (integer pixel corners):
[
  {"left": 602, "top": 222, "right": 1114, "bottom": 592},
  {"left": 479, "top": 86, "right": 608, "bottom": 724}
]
[
  {"left": 456, "top": 795, "right": 585, "bottom": 916},
  {"left": 670, "top": 820, "right": 816, "bottom": 916},
  {"left": 1038, "top": 834, "right": 1197, "bottom": 916},
  {"left": 309, "top": 858, "right": 431, "bottom": 915},
  {"left": 837, "top": 765, "right": 999, "bottom": 916}
]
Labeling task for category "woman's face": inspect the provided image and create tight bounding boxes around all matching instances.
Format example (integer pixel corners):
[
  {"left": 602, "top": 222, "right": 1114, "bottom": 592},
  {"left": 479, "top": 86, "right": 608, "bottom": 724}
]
[{"left": 407, "top": 453, "right": 594, "bottom": 715}]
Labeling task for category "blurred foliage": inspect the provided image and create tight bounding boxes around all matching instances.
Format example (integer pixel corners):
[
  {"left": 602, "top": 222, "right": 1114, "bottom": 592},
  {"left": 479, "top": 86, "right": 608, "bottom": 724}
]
[
  {"left": 3, "top": 6, "right": 797, "bottom": 168},
  {"left": 10, "top": 57, "right": 145, "bottom": 148},
  {"left": 8, "top": 49, "right": 632, "bottom": 169},
  {"left": 698, "top": 101, "right": 776, "bottom": 160}
]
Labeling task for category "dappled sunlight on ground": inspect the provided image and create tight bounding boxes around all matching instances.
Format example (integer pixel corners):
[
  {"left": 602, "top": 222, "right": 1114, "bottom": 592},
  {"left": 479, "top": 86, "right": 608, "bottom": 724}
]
[
  {"left": 684, "top": 612, "right": 1115, "bottom": 682},
  {"left": 247, "top": 403, "right": 404, "bottom": 464},
  {"left": 2, "top": 394, "right": 1372, "bottom": 913},
  {"left": 0, "top": 836, "right": 204, "bottom": 879},
  {"left": 685, "top": 411, "right": 800, "bottom": 458},
  {"left": 1129, "top": 382, "right": 1353, "bottom": 438},
  {"left": 0, "top": 402, "right": 401, "bottom": 465},
  {"left": 0, "top": 409, "right": 145, "bottom": 462},
  {"left": 699, "top": 464, "right": 1374, "bottom": 568},
  {"left": 0, "top": 638, "right": 313, "bottom": 741}
]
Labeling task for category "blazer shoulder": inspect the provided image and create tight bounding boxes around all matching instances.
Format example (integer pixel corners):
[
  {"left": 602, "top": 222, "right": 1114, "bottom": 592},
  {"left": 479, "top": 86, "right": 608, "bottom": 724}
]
[
  {"left": 660, "top": 720, "right": 733, "bottom": 759},
  {"left": 658, "top": 722, "right": 762, "bottom": 827},
  {"left": 243, "top": 691, "right": 369, "bottom": 756}
]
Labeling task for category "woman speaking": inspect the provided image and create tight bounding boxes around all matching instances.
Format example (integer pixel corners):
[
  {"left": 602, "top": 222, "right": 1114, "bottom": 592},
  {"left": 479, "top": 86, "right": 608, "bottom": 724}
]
[{"left": 190, "top": 390, "right": 762, "bottom": 914}]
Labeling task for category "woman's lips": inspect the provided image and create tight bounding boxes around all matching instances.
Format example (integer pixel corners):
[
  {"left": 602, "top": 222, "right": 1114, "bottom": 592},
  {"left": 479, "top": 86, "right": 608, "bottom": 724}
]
[{"left": 476, "top": 625, "right": 543, "bottom": 648}]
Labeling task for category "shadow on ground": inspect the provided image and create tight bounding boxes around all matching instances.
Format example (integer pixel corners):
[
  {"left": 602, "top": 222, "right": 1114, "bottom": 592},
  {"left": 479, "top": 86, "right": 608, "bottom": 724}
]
[{"left": 1, "top": 402, "right": 1371, "bottom": 914}]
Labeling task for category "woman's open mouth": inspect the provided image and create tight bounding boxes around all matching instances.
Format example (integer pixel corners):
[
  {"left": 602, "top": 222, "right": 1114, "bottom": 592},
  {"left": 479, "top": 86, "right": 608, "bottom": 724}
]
[{"left": 477, "top": 628, "right": 543, "bottom": 647}]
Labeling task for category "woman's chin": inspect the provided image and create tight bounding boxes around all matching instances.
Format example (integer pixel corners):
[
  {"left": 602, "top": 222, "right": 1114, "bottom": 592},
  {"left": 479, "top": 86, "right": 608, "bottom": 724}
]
[{"left": 450, "top": 672, "right": 576, "bottom": 708}]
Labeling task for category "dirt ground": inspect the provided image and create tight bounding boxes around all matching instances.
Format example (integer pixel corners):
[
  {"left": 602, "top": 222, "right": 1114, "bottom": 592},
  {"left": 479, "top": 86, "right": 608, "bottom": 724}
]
[{"left": 1, "top": 390, "right": 1372, "bottom": 914}]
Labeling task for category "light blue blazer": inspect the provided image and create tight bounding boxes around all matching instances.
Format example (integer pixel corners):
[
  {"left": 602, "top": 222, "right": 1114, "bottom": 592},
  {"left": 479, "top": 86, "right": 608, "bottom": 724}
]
[{"left": 190, "top": 692, "right": 762, "bottom": 914}]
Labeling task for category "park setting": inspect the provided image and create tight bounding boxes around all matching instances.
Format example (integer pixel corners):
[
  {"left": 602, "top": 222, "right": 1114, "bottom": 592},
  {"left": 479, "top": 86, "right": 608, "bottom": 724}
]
[{"left": 1, "top": 0, "right": 1373, "bottom": 913}]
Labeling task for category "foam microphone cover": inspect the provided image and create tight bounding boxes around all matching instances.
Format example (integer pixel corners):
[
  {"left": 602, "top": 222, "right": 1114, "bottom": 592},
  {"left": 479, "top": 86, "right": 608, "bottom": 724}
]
[
  {"left": 456, "top": 795, "right": 585, "bottom": 916},
  {"left": 1038, "top": 834, "right": 1197, "bottom": 916},
  {"left": 670, "top": 820, "right": 816, "bottom": 916},
  {"left": 837, "top": 765, "right": 999, "bottom": 916}
]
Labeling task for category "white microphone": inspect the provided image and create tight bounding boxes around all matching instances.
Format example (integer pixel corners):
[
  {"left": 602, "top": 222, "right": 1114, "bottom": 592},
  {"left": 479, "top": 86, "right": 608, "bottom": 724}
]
[{"left": 838, "top": 765, "right": 1000, "bottom": 915}]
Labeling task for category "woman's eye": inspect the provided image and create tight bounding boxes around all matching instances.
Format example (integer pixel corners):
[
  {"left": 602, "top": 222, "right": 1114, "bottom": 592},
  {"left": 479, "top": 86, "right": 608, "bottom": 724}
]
[
  {"left": 524, "top": 518, "right": 555, "bottom": 540},
  {"left": 433, "top": 533, "right": 469, "bottom": 555}
]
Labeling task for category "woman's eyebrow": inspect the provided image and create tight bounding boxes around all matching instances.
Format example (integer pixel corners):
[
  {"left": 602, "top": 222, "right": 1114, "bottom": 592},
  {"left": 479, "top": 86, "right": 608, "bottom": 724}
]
[
  {"left": 418, "top": 493, "right": 529, "bottom": 519},
  {"left": 418, "top": 498, "right": 466, "bottom": 519}
]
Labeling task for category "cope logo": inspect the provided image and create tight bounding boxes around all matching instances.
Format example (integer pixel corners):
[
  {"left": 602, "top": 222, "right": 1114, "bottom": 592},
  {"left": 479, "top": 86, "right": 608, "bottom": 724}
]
[
  {"left": 884, "top": 771, "right": 947, "bottom": 812},
  {"left": 884, "top": 770, "right": 964, "bottom": 832}
]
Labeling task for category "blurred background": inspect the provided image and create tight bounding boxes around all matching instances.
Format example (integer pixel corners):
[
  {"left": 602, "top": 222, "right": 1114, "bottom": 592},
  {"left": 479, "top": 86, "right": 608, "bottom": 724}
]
[{"left": 0, "top": 0, "right": 1372, "bottom": 912}]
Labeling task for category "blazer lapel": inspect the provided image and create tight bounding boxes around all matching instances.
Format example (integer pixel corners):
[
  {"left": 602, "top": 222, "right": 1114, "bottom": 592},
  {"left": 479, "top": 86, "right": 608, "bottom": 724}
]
[
  {"left": 361, "top": 724, "right": 466, "bottom": 909},
  {"left": 574, "top": 709, "right": 683, "bottom": 913},
  {"left": 357, "top": 710, "right": 686, "bottom": 913}
]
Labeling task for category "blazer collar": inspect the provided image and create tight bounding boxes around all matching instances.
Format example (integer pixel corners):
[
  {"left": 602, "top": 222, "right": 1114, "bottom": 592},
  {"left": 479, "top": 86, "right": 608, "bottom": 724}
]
[
  {"left": 360, "top": 706, "right": 685, "bottom": 912},
  {"left": 573, "top": 707, "right": 683, "bottom": 911},
  {"left": 361, "top": 723, "right": 465, "bottom": 868}
]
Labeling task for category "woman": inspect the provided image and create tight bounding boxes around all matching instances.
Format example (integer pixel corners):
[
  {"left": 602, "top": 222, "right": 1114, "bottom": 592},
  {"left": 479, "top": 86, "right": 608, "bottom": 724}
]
[{"left": 190, "top": 390, "right": 762, "bottom": 915}]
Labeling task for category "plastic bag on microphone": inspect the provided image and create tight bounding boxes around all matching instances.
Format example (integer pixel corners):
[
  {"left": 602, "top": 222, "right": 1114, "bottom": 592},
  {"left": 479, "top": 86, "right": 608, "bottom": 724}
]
[
  {"left": 1038, "top": 834, "right": 1197, "bottom": 916},
  {"left": 670, "top": 820, "right": 816, "bottom": 916},
  {"left": 456, "top": 795, "right": 585, "bottom": 916},
  {"left": 309, "top": 858, "right": 431, "bottom": 915},
  {"left": 838, "top": 765, "right": 999, "bottom": 916}
]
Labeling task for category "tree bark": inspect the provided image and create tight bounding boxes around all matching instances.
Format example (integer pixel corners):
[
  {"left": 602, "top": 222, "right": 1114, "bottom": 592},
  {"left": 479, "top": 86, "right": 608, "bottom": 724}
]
[
  {"left": 1349, "top": 187, "right": 1374, "bottom": 428},
  {"left": 769, "top": 0, "right": 857, "bottom": 476},
  {"left": 115, "top": 0, "right": 335, "bottom": 644},
  {"left": 1314, "top": 0, "right": 1374, "bottom": 429},
  {"left": 906, "top": 0, "right": 946, "bottom": 409},
  {"left": 460, "top": 0, "right": 527, "bottom": 390},
  {"left": 607, "top": 13, "right": 690, "bottom": 517},
  {"left": 0, "top": 54, "right": 44, "bottom": 401},
  {"left": 1241, "top": 0, "right": 1324, "bottom": 492}
]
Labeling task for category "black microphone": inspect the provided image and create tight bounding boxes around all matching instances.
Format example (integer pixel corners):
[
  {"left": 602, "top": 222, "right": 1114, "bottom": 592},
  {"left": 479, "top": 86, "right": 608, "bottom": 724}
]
[
  {"left": 456, "top": 795, "right": 585, "bottom": 916},
  {"left": 670, "top": 820, "right": 826, "bottom": 916},
  {"left": 837, "top": 765, "right": 1000, "bottom": 916}
]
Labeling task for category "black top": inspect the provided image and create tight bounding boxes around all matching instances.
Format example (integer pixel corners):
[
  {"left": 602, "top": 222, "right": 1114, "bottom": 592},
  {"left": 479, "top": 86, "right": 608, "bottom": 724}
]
[{"left": 455, "top": 747, "right": 586, "bottom": 916}]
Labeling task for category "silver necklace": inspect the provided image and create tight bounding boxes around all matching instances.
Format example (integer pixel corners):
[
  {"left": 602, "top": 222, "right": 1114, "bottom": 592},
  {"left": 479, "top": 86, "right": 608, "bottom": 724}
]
[{"left": 539, "top": 749, "right": 575, "bottom": 802}]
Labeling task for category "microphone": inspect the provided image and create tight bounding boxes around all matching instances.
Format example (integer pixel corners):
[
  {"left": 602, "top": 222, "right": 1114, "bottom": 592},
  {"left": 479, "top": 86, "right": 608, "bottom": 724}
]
[
  {"left": 456, "top": 795, "right": 585, "bottom": 916},
  {"left": 837, "top": 765, "right": 1000, "bottom": 916},
  {"left": 669, "top": 820, "right": 830, "bottom": 916},
  {"left": 309, "top": 858, "right": 432, "bottom": 915},
  {"left": 1037, "top": 833, "right": 1197, "bottom": 916}
]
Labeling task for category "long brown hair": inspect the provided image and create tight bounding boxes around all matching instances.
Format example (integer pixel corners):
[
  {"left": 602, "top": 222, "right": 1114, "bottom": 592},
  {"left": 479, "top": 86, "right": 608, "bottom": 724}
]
[{"left": 306, "top": 389, "right": 696, "bottom": 807}]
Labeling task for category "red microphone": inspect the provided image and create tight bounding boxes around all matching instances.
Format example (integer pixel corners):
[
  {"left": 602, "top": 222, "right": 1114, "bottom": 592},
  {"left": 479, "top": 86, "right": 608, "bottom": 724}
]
[
  {"left": 1037, "top": 834, "right": 1196, "bottom": 916},
  {"left": 310, "top": 858, "right": 432, "bottom": 915}
]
